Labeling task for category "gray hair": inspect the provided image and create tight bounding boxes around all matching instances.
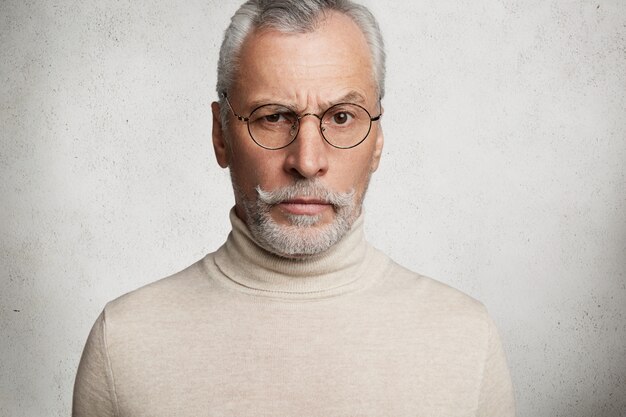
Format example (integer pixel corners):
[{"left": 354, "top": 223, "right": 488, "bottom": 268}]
[{"left": 216, "top": 0, "right": 386, "bottom": 127}]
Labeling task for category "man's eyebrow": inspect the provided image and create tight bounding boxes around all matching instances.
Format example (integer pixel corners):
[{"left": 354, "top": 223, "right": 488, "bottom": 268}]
[
  {"left": 246, "top": 98, "right": 290, "bottom": 110},
  {"left": 322, "top": 91, "right": 368, "bottom": 107},
  {"left": 244, "top": 91, "right": 369, "bottom": 113}
]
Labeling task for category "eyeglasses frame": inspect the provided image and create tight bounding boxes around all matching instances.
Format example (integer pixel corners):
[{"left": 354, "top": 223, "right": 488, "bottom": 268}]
[{"left": 222, "top": 92, "right": 382, "bottom": 150}]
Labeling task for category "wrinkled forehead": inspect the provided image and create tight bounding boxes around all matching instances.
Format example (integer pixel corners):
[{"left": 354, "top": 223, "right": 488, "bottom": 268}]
[{"left": 232, "top": 12, "right": 378, "bottom": 106}]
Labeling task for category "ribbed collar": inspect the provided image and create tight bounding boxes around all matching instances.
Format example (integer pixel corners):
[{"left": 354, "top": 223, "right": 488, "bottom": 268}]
[{"left": 209, "top": 208, "right": 388, "bottom": 299}]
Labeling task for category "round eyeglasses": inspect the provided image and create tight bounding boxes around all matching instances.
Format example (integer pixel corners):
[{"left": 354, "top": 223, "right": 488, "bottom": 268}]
[{"left": 222, "top": 92, "right": 381, "bottom": 150}]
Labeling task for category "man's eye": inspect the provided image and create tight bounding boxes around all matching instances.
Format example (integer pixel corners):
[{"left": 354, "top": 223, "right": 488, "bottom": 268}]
[
  {"left": 264, "top": 113, "right": 284, "bottom": 123},
  {"left": 332, "top": 112, "right": 353, "bottom": 125}
]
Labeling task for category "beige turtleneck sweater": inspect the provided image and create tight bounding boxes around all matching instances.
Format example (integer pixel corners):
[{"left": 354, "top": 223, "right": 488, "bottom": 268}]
[{"left": 73, "top": 211, "right": 515, "bottom": 417}]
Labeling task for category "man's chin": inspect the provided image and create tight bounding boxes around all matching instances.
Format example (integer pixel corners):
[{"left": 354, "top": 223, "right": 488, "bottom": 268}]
[
  {"left": 283, "top": 213, "right": 324, "bottom": 227},
  {"left": 247, "top": 209, "right": 352, "bottom": 258}
]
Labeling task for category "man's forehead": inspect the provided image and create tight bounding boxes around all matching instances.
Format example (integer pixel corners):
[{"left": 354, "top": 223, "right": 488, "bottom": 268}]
[{"left": 231, "top": 13, "right": 377, "bottom": 111}]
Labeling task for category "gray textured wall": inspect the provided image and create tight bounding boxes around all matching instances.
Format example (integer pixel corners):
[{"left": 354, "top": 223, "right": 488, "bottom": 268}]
[{"left": 1, "top": 1, "right": 625, "bottom": 416}]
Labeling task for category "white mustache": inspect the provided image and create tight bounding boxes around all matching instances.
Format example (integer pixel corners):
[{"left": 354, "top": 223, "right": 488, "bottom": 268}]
[{"left": 255, "top": 180, "right": 355, "bottom": 208}]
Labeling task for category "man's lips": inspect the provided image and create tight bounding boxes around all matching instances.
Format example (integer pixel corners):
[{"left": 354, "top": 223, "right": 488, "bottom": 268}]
[{"left": 278, "top": 198, "right": 331, "bottom": 216}]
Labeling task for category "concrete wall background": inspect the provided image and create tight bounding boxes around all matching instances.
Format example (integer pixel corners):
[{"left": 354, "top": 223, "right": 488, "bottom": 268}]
[{"left": 1, "top": 1, "right": 625, "bottom": 416}]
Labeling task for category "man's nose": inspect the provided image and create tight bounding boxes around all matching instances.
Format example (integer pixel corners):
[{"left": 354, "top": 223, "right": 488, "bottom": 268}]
[{"left": 283, "top": 115, "right": 329, "bottom": 179}]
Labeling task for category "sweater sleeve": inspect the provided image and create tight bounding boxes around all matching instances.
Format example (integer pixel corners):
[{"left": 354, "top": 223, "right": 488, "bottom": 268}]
[
  {"left": 73, "top": 311, "right": 119, "bottom": 417},
  {"left": 476, "top": 316, "right": 516, "bottom": 417}
]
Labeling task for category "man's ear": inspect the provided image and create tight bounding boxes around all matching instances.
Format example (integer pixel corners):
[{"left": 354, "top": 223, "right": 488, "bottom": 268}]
[
  {"left": 211, "top": 101, "right": 230, "bottom": 168},
  {"left": 370, "top": 121, "right": 384, "bottom": 173}
]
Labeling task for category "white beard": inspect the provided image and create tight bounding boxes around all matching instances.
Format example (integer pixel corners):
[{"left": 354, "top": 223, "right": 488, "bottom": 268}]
[{"left": 238, "top": 178, "right": 361, "bottom": 258}]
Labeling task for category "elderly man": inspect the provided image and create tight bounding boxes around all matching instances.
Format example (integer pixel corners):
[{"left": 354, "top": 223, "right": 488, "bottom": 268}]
[{"left": 73, "top": 0, "right": 515, "bottom": 416}]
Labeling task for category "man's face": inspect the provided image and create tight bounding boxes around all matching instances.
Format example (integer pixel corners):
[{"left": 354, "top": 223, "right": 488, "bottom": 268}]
[{"left": 211, "top": 11, "right": 384, "bottom": 257}]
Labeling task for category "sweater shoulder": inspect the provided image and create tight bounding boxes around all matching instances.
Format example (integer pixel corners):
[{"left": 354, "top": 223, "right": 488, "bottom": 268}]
[
  {"left": 103, "top": 255, "right": 214, "bottom": 320},
  {"left": 378, "top": 259, "right": 489, "bottom": 320}
]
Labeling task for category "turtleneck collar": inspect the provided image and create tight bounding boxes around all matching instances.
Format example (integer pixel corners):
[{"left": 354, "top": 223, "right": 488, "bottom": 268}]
[{"left": 207, "top": 208, "right": 389, "bottom": 299}]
